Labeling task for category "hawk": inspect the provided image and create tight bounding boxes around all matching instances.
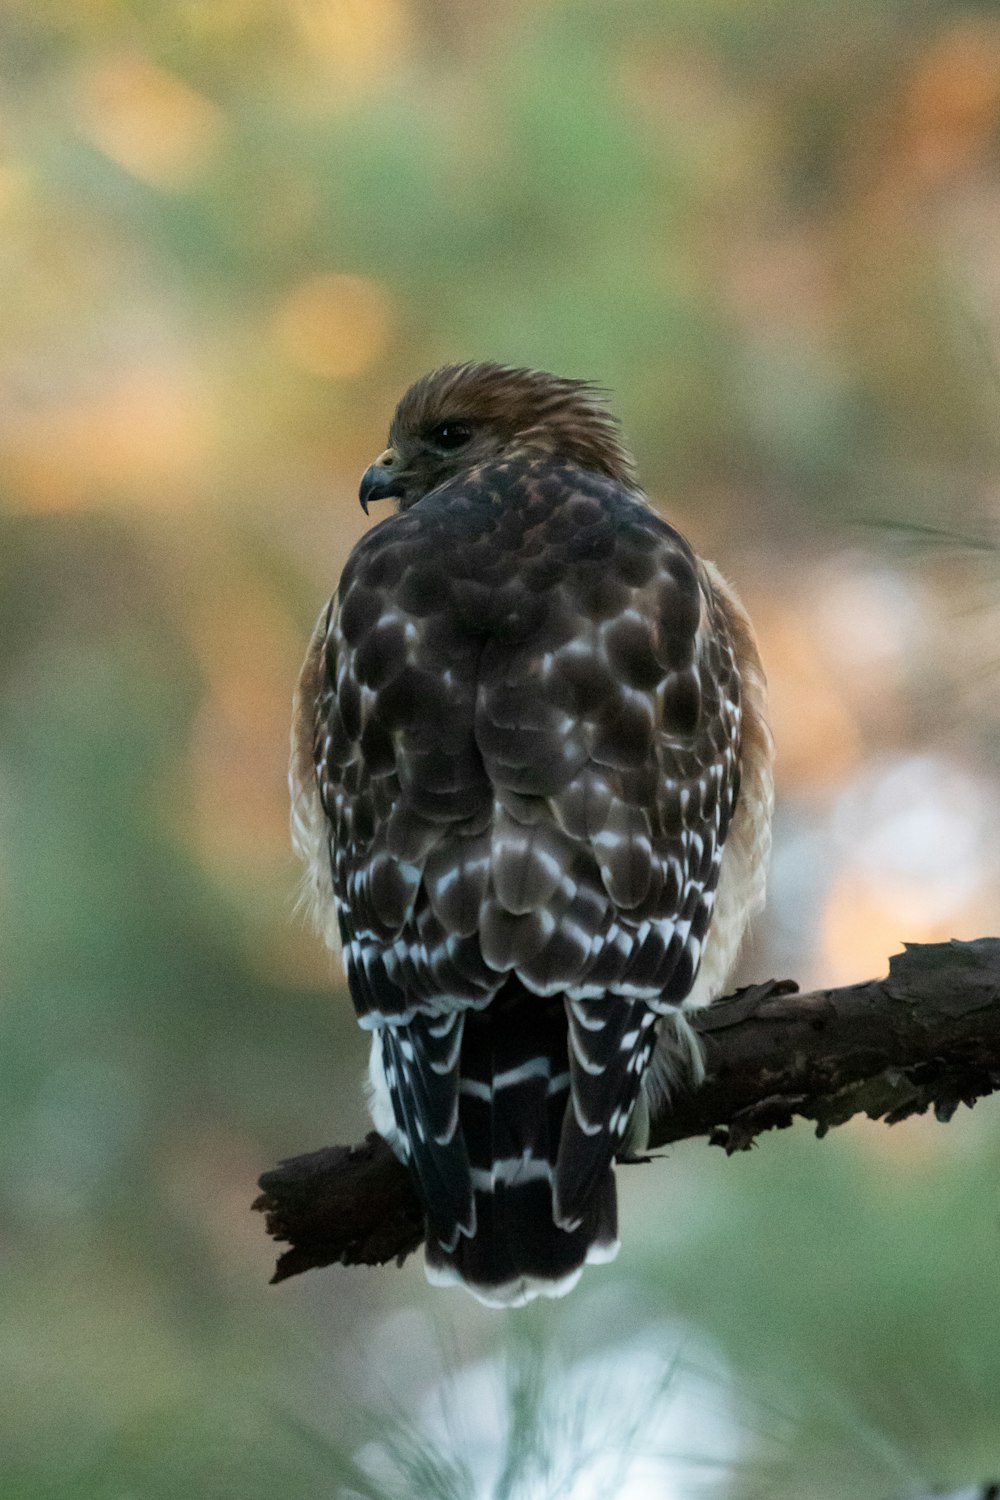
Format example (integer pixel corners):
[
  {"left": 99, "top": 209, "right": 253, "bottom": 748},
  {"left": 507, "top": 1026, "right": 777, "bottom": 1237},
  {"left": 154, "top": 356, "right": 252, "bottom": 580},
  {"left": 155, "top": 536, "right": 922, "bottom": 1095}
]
[{"left": 291, "top": 363, "right": 773, "bottom": 1306}]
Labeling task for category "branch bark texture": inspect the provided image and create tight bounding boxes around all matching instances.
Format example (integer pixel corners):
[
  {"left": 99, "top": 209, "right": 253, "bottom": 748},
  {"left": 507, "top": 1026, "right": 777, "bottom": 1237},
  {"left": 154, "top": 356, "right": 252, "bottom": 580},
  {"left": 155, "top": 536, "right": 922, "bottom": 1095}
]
[{"left": 254, "top": 938, "right": 1000, "bottom": 1284}]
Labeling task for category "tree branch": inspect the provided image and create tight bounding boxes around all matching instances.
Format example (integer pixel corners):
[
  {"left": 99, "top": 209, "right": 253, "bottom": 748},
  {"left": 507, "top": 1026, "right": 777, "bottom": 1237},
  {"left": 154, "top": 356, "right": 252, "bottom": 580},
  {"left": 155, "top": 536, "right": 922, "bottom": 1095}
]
[{"left": 254, "top": 938, "right": 1000, "bottom": 1284}]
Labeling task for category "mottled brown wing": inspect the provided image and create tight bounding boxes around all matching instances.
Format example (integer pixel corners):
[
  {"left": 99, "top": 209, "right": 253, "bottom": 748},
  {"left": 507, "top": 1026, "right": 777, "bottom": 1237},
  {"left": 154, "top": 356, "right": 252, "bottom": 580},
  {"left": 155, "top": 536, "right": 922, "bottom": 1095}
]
[
  {"left": 467, "top": 483, "right": 742, "bottom": 1219},
  {"left": 473, "top": 514, "right": 741, "bottom": 1010},
  {"left": 308, "top": 511, "right": 499, "bottom": 1029}
]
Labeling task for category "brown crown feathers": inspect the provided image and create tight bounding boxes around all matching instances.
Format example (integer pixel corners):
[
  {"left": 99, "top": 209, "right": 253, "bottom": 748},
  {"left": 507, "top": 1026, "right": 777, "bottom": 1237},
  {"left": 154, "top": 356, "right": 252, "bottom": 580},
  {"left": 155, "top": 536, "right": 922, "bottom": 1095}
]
[{"left": 372, "top": 362, "right": 638, "bottom": 510}]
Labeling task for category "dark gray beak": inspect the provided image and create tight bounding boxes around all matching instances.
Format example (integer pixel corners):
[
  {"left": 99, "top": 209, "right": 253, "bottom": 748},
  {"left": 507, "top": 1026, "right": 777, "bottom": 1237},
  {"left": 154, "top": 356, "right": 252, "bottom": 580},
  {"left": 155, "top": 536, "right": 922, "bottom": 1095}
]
[{"left": 359, "top": 449, "right": 405, "bottom": 513}]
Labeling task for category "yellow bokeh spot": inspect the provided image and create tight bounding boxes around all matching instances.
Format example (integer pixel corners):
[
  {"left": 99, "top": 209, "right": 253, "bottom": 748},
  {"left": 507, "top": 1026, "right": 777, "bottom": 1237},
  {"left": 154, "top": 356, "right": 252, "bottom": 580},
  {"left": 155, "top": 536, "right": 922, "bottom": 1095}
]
[
  {"left": 0, "top": 162, "right": 34, "bottom": 224},
  {"left": 272, "top": 273, "right": 393, "bottom": 379},
  {"left": 172, "top": 565, "right": 304, "bottom": 882},
  {"left": 901, "top": 21, "right": 1000, "bottom": 181},
  {"left": 4, "top": 367, "right": 213, "bottom": 512},
  {"left": 291, "top": 0, "right": 412, "bottom": 96},
  {"left": 749, "top": 598, "right": 862, "bottom": 790},
  {"left": 75, "top": 55, "right": 225, "bottom": 188},
  {"left": 820, "top": 869, "right": 998, "bottom": 988}
]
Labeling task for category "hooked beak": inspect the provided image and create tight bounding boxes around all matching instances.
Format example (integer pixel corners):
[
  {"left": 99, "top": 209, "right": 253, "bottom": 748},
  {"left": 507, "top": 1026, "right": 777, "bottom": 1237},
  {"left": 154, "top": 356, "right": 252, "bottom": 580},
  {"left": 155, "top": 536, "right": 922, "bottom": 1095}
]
[{"left": 359, "top": 448, "right": 405, "bottom": 514}]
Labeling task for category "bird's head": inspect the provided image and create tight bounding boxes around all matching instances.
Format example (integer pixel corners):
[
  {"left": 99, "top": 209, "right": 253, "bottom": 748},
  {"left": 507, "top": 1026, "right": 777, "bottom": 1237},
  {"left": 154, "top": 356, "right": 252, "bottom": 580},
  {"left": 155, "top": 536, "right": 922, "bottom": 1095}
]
[{"left": 359, "top": 361, "right": 637, "bottom": 512}]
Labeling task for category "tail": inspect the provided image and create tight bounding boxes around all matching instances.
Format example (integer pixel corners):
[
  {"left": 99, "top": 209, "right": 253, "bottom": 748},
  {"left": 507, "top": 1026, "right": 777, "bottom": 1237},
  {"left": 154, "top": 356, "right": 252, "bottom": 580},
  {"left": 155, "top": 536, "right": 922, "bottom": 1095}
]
[{"left": 423, "top": 980, "right": 620, "bottom": 1307}]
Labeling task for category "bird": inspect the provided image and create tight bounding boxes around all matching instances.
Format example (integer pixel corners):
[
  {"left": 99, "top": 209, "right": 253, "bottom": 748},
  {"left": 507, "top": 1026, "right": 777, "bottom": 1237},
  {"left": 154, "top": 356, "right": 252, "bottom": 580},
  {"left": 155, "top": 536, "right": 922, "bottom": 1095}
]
[{"left": 290, "top": 361, "right": 773, "bottom": 1306}]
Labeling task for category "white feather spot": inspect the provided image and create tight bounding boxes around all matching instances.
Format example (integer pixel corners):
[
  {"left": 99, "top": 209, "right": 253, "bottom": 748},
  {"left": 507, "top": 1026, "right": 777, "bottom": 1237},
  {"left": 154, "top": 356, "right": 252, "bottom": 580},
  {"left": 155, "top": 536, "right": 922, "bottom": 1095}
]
[
  {"left": 470, "top": 1155, "right": 554, "bottom": 1192},
  {"left": 494, "top": 1056, "right": 551, "bottom": 1090},
  {"left": 568, "top": 1023, "right": 605, "bottom": 1075},
  {"left": 569, "top": 1001, "right": 607, "bottom": 1032}
]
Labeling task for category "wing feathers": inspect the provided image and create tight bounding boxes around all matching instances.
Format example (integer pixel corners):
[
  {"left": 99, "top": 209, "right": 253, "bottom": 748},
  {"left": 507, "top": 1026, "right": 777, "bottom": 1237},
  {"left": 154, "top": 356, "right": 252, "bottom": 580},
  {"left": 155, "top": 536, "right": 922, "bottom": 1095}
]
[
  {"left": 556, "top": 997, "right": 659, "bottom": 1227},
  {"left": 491, "top": 811, "right": 568, "bottom": 915},
  {"left": 381, "top": 1015, "right": 474, "bottom": 1250},
  {"left": 424, "top": 836, "right": 490, "bottom": 935}
]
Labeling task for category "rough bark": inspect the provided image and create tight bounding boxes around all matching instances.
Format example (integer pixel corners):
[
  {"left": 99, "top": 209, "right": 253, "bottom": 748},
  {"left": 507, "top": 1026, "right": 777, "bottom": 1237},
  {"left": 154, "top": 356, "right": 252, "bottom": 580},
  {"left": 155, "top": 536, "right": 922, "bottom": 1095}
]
[{"left": 254, "top": 938, "right": 1000, "bottom": 1284}]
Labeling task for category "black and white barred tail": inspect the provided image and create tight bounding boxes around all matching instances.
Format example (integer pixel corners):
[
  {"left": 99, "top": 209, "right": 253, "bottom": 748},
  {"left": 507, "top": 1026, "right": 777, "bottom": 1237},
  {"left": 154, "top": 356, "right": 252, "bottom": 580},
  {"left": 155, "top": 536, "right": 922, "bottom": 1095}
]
[{"left": 368, "top": 977, "right": 674, "bottom": 1307}]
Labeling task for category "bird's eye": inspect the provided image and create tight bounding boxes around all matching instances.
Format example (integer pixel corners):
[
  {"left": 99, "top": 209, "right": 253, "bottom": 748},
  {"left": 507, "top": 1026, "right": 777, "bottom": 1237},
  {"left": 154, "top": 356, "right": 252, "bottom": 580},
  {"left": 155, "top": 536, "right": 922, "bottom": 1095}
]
[{"left": 427, "top": 421, "right": 473, "bottom": 451}]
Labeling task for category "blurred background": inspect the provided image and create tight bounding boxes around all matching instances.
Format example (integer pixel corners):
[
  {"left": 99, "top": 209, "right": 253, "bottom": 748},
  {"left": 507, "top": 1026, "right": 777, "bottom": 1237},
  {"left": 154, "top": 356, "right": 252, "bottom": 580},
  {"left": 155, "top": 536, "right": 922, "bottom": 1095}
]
[{"left": 4, "top": 1, "right": 1000, "bottom": 1495}]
